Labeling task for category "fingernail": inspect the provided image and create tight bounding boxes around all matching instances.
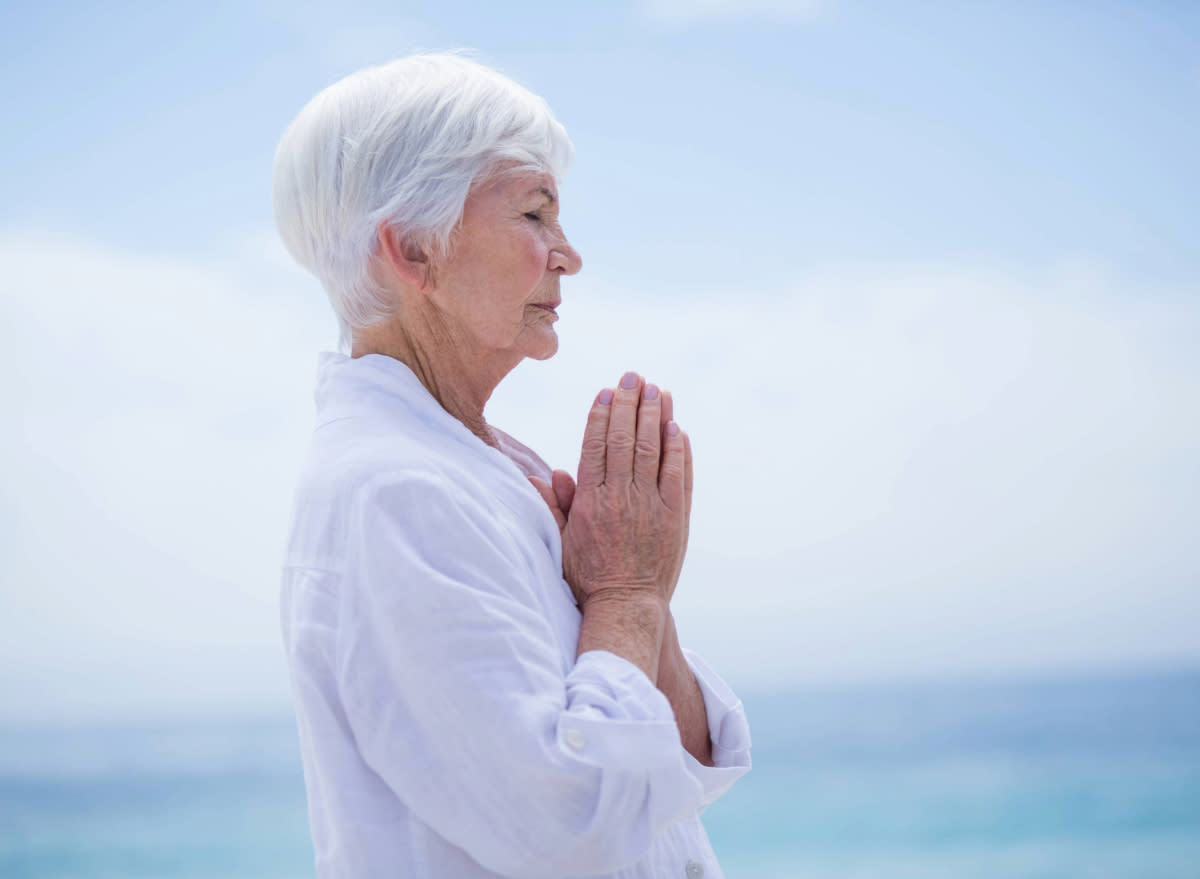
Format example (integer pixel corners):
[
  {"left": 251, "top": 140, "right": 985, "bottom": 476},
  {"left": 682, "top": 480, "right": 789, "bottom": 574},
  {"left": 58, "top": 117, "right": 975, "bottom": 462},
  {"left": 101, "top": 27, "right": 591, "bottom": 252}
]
[
  {"left": 619, "top": 371, "right": 639, "bottom": 390},
  {"left": 666, "top": 421, "right": 680, "bottom": 437},
  {"left": 598, "top": 388, "right": 614, "bottom": 405},
  {"left": 643, "top": 383, "right": 659, "bottom": 401}
]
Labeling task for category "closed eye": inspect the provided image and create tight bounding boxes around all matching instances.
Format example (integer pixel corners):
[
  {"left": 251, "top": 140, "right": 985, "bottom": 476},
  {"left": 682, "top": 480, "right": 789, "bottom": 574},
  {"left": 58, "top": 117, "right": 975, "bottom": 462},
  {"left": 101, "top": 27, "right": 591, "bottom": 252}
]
[{"left": 524, "top": 212, "right": 542, "bottom": 222}]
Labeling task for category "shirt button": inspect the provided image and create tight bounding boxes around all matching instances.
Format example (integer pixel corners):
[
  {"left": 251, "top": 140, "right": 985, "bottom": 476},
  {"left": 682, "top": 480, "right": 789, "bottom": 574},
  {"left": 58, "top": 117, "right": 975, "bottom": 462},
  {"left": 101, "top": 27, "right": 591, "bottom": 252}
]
[
  {"left": 564, "top": 728, "right": 587, "bottom": 751},
  {"left": 685, "top": 860, "right": 704, "bottom": 878}
]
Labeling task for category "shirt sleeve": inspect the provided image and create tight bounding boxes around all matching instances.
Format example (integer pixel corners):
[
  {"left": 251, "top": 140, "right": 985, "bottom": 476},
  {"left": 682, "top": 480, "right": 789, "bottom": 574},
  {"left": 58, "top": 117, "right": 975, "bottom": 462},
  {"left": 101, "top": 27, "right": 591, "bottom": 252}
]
[
  {"left": 335, "top": 469, "right": 706, "bottom": 879},
  {"left": 678, "top": 647, "right": 753, "bottom": 811}
]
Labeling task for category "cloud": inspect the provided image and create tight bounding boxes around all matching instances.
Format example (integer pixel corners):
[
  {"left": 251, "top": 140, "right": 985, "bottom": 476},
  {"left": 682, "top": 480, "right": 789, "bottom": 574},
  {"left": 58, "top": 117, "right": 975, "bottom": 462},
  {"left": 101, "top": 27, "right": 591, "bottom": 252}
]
[
  {"left": 2, "top": 234, "right": 1198, "bottom": 719},
  {"left": 260, "top": 0, "right": 442, "bottom": 73},
  {"left": 638, "top": 0, "right": 824, "bottom": 27},
  {"left": 0, "top": 233, "right": 336, "bottom": 720}
]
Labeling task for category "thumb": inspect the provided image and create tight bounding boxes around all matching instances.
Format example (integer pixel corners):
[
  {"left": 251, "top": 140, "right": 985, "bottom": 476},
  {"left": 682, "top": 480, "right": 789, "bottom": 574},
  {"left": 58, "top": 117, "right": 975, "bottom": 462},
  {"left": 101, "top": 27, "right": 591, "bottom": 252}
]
[
  {"left": 529, "top": 475, "right": 567, "bottom": 532},
  {"left": 551, "top": 469, "right": 576, "bottom": 516}
]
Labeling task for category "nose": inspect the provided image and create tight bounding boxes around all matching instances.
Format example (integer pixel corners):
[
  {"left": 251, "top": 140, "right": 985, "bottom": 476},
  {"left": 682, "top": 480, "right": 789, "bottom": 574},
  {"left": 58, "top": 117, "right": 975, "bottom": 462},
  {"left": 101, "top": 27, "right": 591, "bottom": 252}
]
[{"left": 549, "top": 236, "right": 583, "bottom": 276}]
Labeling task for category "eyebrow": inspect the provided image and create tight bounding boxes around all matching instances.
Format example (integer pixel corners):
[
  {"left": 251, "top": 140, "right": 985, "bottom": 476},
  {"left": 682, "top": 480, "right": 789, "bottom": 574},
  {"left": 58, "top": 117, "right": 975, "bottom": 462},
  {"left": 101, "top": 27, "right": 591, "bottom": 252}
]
[{"left": 528, "top": 185, "right": 556, "bottom": 204}]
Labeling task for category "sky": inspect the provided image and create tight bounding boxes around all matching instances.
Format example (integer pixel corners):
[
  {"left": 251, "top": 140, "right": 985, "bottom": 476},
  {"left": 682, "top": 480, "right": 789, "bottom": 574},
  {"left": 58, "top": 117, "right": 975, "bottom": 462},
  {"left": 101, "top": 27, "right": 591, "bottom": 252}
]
[{"left": 1, "top": 0, "right": 1198, "bottom": 722}]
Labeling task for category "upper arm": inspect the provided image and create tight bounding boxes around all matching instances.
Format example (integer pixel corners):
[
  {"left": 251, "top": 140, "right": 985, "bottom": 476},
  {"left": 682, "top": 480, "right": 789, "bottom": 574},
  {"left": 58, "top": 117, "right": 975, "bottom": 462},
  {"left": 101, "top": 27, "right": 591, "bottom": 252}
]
[{"left": 335, "top": 470, "right": 702, "bottom": 877}]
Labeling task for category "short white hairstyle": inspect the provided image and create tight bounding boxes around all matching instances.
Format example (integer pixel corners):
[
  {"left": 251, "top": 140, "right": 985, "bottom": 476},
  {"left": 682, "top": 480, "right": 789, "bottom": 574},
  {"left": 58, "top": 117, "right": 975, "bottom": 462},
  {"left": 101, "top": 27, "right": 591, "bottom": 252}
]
[{"left": 272, "top": 53, "right": 574, "bottom": 350}]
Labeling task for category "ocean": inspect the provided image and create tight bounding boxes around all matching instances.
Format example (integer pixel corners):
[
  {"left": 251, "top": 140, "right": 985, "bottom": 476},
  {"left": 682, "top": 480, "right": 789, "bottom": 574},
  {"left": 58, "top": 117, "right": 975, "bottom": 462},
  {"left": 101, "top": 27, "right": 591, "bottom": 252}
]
[{"left": 2, "top": 667, "right": 1197, "bottom": 878}]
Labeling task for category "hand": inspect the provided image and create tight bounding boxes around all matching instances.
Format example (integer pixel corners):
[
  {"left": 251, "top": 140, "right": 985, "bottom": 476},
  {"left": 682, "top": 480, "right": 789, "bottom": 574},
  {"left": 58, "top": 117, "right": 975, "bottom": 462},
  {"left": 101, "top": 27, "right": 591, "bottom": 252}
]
[
  {"left": 657, "top": 388, "right": 693, "bottom": 600},
  {"left": 531, "top": 372, "right": 692, "bottom": 608},
  {"left": 530, "top": 468, "right": 576, "bottom": 533}
]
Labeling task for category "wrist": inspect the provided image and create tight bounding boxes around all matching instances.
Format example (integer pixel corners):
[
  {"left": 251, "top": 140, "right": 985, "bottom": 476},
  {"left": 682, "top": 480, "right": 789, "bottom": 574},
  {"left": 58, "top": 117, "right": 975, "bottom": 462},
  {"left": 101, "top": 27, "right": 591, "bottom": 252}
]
[
  {"left": 577, "top": 590, "right": 668, "bottom": 682},
  {"left": 656, "top": 615, "right": 688, "bottom": 687},
  {"left": 580, "top": 585, "right": 666, "bottom": 614}
]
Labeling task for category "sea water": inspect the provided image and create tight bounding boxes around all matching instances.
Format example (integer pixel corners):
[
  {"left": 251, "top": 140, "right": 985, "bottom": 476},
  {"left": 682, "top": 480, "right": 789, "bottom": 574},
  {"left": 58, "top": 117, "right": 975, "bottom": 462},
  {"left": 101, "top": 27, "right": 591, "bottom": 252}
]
[{"left": 2, "top": 668, "right": 1197, "bottom": 878}]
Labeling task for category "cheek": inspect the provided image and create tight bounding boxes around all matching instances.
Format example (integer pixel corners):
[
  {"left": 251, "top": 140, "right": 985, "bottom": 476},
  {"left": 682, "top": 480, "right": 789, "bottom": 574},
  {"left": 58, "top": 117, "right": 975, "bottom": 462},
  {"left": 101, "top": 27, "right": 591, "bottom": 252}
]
[{"left": 520, "top": 237, "right": 548, "bottom": 282}]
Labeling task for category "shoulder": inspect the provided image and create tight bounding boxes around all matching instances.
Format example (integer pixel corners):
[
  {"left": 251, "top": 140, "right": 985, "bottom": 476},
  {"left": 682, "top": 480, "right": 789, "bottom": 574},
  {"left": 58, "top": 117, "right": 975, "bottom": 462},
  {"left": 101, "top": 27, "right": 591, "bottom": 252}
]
[
  {"left": 316, "top": 435, "right": 544, "bottom": 613},
  {"left": 285, "top": 415, "right": 506, "bottom": 570}
]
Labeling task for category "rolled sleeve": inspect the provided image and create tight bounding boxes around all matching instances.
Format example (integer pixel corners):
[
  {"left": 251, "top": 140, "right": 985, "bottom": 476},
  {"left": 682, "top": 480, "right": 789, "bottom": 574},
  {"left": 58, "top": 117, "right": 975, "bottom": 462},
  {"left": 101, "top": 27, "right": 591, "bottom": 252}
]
[
  {"left": 679, "top": 647, "right": 753, "bottom": 810},
  {"left": 559, "top": 651, "right": 686, "bottom": 770}
]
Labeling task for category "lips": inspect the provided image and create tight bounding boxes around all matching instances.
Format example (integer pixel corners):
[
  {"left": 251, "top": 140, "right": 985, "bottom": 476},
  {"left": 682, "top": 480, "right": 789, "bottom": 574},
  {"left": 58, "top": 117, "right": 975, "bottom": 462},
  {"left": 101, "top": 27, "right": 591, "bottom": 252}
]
[{"left": 532, "top": 300, "right": 561, "bottom": 313}]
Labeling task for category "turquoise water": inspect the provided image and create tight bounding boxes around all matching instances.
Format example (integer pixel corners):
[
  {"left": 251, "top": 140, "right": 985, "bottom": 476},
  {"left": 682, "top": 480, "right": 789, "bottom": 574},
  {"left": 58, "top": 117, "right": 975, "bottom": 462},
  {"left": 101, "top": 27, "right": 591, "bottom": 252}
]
[{"left": 2, "top": 668, "right": 1197, "bottom": 878}]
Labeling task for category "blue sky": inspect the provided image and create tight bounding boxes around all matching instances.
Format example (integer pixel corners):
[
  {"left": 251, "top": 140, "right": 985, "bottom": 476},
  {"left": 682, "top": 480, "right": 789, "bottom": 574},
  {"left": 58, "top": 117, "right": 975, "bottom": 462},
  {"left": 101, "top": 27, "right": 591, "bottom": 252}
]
[
  {"left": 2, "top": 0, "right": 1198, "bottom": 720},
  {"left": 5, "top": 1, "right": 1197, "bottom": 280}
]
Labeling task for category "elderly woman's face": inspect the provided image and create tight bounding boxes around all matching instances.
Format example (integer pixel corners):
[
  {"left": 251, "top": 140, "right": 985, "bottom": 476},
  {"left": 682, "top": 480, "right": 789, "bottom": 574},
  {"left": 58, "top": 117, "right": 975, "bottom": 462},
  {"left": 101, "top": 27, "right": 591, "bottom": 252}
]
[{"left": 433, "top": 170, "right": 582, "bottom": 364}]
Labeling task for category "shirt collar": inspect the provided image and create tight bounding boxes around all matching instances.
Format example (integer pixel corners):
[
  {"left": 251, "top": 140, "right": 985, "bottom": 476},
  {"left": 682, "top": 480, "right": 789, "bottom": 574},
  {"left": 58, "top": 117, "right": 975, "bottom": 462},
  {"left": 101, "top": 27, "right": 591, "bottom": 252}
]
[
  {"left": 314, "top": 351, "right": 448, "bottom": 427},
  {"left": 313, "top": 352, "right": 510, "bottom": 466}
]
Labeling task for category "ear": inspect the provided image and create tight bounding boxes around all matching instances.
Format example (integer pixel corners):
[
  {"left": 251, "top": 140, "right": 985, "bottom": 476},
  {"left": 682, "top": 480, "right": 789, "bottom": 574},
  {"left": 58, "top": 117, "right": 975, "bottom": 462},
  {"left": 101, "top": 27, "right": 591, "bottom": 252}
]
[{"left": 376, "top": 221, "right": 433, "bottom": 291}]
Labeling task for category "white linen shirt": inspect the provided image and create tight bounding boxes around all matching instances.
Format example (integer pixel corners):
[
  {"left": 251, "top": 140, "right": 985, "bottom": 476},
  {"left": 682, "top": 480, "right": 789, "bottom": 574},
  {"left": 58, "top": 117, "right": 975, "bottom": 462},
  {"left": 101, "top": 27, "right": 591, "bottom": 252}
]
[{"left": 280, "top": 352, "right": 752, "bottom": 879}]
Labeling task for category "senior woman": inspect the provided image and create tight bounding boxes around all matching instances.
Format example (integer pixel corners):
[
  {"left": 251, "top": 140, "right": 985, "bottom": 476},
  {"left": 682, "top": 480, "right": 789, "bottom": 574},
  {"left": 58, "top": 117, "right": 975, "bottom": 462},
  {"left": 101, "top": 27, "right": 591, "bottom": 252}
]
[{"left": 274, "top": 54, "right": 751, "bottom": 879}]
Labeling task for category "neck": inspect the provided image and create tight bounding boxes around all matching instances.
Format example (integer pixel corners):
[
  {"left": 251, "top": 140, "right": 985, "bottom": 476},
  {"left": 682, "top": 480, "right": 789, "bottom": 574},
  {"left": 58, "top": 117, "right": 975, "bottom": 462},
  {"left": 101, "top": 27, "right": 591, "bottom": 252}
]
[{"left": 351, "top": 308, "right": 515, "bottom": 449}]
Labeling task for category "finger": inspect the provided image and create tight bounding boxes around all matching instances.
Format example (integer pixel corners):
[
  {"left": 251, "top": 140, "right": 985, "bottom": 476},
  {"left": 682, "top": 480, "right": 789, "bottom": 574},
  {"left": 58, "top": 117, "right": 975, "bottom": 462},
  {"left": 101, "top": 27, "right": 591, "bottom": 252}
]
[
  {"left": 660, "top": 389, "right": 674, "bottom": 429},
  {"left": 634, "top": 382, "right": 663, "bottom": 489},
  {"left": 551, "top": 469, "right": 576, "bottom": 515},
  {"left": 659, "top": 420, "right": 686, "bottom": 510},
  {"left": 577, "top": 387, "right": 613, "bottom": 488},
  {"left": 683, "top": 429, "right": 693, "bottom": 521},
  {"left": 605, "top": 371, "right": 642, "bottom": 484},
  {"left": 528, "top": 476, "right": 567, "bottom": 531}
]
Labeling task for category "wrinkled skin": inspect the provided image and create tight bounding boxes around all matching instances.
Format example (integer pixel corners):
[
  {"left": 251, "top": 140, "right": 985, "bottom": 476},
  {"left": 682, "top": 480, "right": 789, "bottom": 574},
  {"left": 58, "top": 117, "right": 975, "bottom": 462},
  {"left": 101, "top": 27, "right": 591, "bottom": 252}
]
[{"left": 530, "top": 372, "right": 693, "bottom": 608}]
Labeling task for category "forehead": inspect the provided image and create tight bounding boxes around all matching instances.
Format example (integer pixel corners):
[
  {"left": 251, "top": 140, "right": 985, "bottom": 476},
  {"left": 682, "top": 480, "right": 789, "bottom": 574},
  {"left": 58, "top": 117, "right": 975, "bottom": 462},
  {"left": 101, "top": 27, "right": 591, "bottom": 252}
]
[{"left": 475, "top": 167, "right": 558, "bottom": 202}]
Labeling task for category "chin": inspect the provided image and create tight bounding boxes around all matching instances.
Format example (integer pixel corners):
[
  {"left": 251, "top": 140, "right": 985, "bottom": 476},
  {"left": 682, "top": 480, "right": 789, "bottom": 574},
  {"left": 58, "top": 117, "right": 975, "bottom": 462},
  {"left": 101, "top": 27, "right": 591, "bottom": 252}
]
[
  {"left": 519, "top": 325, "right": 559, "bottom": 361},
  {"left": 527, "top": 338, "right": 559, "bottom": 361}
]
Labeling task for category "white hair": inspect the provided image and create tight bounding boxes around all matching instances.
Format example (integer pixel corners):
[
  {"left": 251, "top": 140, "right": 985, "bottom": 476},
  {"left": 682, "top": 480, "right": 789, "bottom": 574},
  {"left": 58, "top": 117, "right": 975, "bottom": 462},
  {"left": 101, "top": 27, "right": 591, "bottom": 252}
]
[{"left": 271, "top": 53, "right": 574, "bottom": 350}]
